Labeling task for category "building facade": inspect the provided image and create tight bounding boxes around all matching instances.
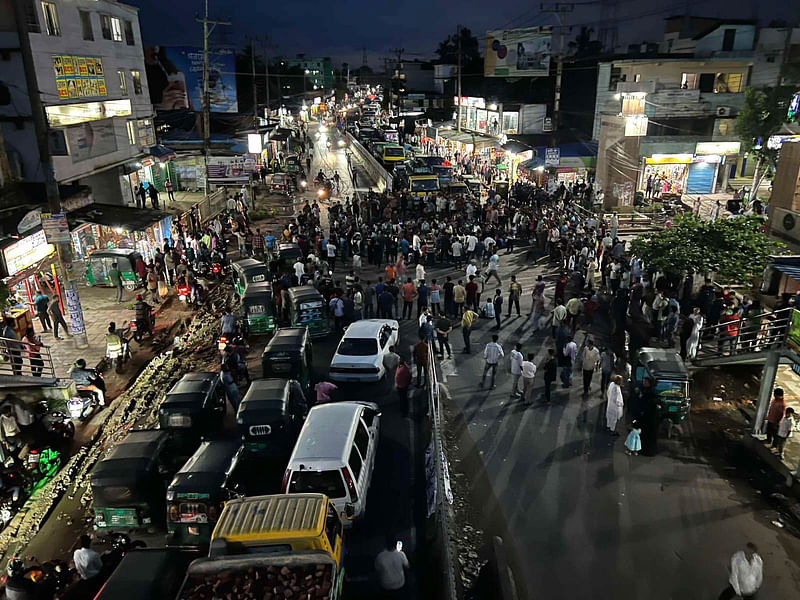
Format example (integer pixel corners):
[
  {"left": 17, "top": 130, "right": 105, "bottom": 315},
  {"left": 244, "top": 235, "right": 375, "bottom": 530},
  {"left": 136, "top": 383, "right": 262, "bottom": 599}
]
[
  {"left": 0, "top": 0, "right": 155, "bottom": 206},
  {"left": 281, "top": 56, "right": 334, "bottom": 90}
]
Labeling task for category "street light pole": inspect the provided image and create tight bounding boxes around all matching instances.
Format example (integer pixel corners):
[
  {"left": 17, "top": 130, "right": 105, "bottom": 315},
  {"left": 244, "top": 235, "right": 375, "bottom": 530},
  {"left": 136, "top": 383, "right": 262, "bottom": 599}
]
[
  {"left": 457, "top": 24, "right": 462, "bottom": 133},
  {"left": 12, "top": 0, "right": 88, "bottom": 349}
]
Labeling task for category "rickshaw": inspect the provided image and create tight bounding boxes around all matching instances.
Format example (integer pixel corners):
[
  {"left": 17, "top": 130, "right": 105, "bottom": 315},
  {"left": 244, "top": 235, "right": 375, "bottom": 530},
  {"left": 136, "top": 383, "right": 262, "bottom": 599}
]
[
  {"left": 270, "top": 172, "right": 293, "bottom": 196},
  {"left": 494, "top": 180, "right": 510, "bottom": 199},
  {"left": 94, "top": 549, "right": 192, "bottom": 600},
  {"left": 261, "top": 326, "right": 313, "bottom": 393},
  {"left": 446, "top": 181, "right": 469, "bottom": 195},
  {"left": 286, "top": 286, "right": 330, "bottom": 338},
  {"left": 631, "top": 347, "right": 692, "bottom": 425},
  {"left": 91, "top": 430, "right": 177, "bottom": 531},
  {"left": 231, "top": 258, "right": 269, "bottom": 297},
  {"left": 85, "top": 249, "right": 142, "bottom": 290},
  {"left": 158, "top": 372, "right": 226, "bottom": 450},
  {"left": 285, "top": 155, "right": 304, "bottom": 178},
  {"left": 464, "top": 177, "right": 482, "bottom": 199},
  {"left": 277, "top": 242, "right": 304, "bottom": 272},
  {"left": 166, "top": 440, "right": 244, "bottom": 549},
  {"left": 241, "top": 282, "right": 276, "bottom": 335},
  {"left": 236, "top": 378, "right": 307, "bottom": 459}
]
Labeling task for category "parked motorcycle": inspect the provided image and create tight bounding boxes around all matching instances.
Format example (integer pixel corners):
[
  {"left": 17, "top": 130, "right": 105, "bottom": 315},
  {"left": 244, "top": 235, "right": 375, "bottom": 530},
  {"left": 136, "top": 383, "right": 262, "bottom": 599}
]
[
  {"left": 0, "top": 460, "right": 32, "bottom": 531},
  {"left": 32, "top": 401, "right": 74, "bottom": 444},
  {"left": 132, "top": 310, "right": 155, "bottom": 343}
]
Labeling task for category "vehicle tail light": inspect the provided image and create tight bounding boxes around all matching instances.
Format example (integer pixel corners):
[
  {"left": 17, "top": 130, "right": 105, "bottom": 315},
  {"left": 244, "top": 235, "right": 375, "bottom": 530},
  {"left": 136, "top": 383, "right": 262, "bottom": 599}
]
[
  {"left": 341, "top": 467, "right": 358, "bottom": 502},
  {"left": 281, "top": 469, "right": 291, "bottom": 492},
  {"left": 212, "top": 264, "right": 221, "bottom": 273},
  {"left": 178, "top": 285, "right": 189, "bottom": 295}
]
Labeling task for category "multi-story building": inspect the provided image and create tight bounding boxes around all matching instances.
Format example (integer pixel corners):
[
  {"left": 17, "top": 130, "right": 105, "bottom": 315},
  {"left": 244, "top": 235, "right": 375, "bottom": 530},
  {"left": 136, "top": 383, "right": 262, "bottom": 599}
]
[
  {"left": 0, "top": 0, "right": 155, "bottom": 206},
  {"left": 280, "top": 55, "right": 334, "bottom": 90}
]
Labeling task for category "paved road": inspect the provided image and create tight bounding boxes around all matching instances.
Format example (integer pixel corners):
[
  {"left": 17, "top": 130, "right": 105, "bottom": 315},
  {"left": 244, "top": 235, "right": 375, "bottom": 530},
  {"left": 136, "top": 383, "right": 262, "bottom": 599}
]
[{"left": 437, "top": 249, "right": 800, "bottom": 599}]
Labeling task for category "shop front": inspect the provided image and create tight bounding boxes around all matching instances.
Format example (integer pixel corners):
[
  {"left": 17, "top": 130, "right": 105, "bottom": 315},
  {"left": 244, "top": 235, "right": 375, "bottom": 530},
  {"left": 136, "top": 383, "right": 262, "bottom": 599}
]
[
  {"left": 0, "top": 229, "right": 59, "bottom": 337},
  {"left": 122, "top": 145, "right": 179, "bottom": 205},
  {"left": 68, "top": 203, "right": 172, "bottom": 265},
  {"left": 639, "top": 154, "right": 693, "bottom": 197}
]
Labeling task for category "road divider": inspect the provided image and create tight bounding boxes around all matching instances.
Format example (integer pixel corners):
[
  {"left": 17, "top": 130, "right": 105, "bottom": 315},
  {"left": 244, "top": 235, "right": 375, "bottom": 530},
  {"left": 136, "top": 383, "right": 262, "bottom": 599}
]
[{"left": 345, "top": 132, "right": 392, "bottom": 193}]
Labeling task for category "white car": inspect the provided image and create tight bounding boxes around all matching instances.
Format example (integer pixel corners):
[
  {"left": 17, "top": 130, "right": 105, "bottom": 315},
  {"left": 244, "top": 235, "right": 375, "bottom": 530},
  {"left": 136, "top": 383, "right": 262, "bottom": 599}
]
[{"left": 329, "top": 319, "right": 399, "bottom": 383}]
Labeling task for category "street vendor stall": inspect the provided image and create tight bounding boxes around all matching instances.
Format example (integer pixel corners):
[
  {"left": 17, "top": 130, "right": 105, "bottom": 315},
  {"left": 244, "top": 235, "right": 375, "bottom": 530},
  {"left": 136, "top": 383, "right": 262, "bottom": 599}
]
[{"left": 68, "top": 203, "right": 172, "bottom": 265}]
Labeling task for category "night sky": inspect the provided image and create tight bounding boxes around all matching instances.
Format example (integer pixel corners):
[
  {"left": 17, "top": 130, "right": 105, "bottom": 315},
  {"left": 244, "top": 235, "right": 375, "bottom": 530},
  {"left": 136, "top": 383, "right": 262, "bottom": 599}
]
[{"left": 127, "top": 0, "right": 795, "bottom": 69}]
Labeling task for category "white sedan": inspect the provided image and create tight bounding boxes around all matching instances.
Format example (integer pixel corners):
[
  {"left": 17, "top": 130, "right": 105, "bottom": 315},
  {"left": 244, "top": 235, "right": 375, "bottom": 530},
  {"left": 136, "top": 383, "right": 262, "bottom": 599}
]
[{"left": 328, "top": 319, "right": 400, "bottom": 383}]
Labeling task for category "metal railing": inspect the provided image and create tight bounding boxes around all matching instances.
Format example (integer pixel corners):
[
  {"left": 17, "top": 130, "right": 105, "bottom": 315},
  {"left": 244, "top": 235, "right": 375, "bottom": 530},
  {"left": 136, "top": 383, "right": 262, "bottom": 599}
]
[
  {"left": 426, "top": 341, "right": 458, "bottom": 600},
  {"left": 177, "top": 188, "right": 228, "bottom": 232},
  {"left": 0, "top": 336, "right": 56, "bottom": 379},
  {"left": 693, "top": 307, "right": 793, "bottom": 362}
]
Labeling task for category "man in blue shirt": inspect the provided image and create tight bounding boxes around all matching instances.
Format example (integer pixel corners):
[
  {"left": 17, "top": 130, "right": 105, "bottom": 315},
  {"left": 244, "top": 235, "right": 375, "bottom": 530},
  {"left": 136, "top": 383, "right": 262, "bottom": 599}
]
[
  {"left": 264, "top": 229, "right": 277, "bottom": 258},
  {"left": 416, "top": 280, "right": 429, "bottom": 318},
  {"left": 33, "top": 292, "right": 52, "bottom": 332}
]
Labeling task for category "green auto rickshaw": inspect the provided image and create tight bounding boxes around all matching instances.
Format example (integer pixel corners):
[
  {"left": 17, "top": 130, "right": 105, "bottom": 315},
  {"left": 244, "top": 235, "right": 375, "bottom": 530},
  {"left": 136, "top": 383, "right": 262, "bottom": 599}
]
[
  {"left": 91, "top": 430, "right": 178, "bottom": 531},
  {"left": 158, "top": 372, "right": 227, "bottom": 454},
  {"left": 236, "top": 379, "right": 307, "bottom": 458},
  {"left": 277, "top": 242, "right": 304, "bottom": 273},
  {"left": 85, "top": 249, "right": 142, "bottom": 290},
  {"left": 261, "top": 326, "right": 313, "bottom": 393},
  {"left": 286, "top": 285, "right": 330, "bottom": 338},
  {"left": 241, "top": 282, "right": 276, "bottom": 335},
  {"left": 631, "top": 347, "right": 692, "bottom": 425},
  {"left": 231, "top": 258, "right": 270, "bottom": 297},
  {"left": 166, "top": 440, "right": 243, "bottom": 549}
]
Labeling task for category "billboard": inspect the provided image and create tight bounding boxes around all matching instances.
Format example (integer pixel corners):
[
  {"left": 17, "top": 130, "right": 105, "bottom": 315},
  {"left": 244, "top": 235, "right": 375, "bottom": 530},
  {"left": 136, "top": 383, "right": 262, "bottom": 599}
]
[
  {"left": 65, "top": 118, "right": 118, "bottom": 163},
  {"left": 206, "top": 155, "right": 258, "bottom": 182},
  {"left": 144, "top": 46, "right": 238, "bottom": 113},
  {"left": 484, "top": 29, "right": 551, "bottom": 77},
  {"left": 52, "top": 54, "right": 107, "bottom": 100}
]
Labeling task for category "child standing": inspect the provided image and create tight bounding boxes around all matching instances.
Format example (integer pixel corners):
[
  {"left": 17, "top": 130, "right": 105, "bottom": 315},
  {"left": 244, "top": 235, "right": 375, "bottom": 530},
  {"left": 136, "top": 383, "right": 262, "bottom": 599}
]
[
  {"left": 625, "top": 421, "right": 642, "bottom": 456},
  {"left": 774, "top": 407, "right": 796, "bottom": 459}
]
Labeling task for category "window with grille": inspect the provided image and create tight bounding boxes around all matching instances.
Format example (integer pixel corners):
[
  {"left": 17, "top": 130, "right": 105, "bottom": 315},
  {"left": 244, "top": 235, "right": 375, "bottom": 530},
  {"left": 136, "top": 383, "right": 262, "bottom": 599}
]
[
  {"left": 41, "top": 2, "right": 60, "bottom": 36},
  {"left": 117, "top": 70, "right": 127, "bottom": 95},
  {"left": 79, "top": 10, "right": 93, "bottom": 40},
  {"left": 131, "top": 70, "right": 142, "bottom": 94}
]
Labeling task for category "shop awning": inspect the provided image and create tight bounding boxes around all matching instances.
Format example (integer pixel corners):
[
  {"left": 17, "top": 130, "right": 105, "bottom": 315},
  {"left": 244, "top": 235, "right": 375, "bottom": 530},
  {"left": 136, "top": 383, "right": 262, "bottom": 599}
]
[
  {"left": 520, "top": 157, "right": 545, "bottom": 170},
  {"left": 500, "top": 139, "right": 532, "bottom": 154},
  {"left": 149, "top": 145, "right": 177, "bottom": 161},
  {"left": 438, "top": 129, "right": 496, "bottom": 147},
  {"left": 771, "top": 257, "right": 800, "bottom": 283},
  {"left": 269, "top": 128, "right": 294, "bottom": 142},
  {"left": 68, "top": 203, "right": 171, "bottom": 232}
]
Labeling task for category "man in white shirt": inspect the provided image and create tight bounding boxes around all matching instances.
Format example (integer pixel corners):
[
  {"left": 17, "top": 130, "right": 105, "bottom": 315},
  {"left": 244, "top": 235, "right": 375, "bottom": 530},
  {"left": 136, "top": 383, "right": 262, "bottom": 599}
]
[
  {"left": 509, "top": 343, "right": 524, "bottom": 398},
  {"left": 466, "top": 234, "right": 478, "bottom": 259},
  {"left": 73, "top": 535, "right": 103, "bottom": 581},
  {"left": 486, "top": 253, "right": 501, "bottom": 285},
  {"left": 293, "top": 259, "right": 306, "bottom": 282},
  {"left": 606, "top": 375, "right": 624, "bottom": 435},
  {"left": 465, "top": 260, "right": 478, "bottom": 279},
  {"left": 581, "top": 339, "right": 601, "bottom": 396},
  {"left": 326, "top": 241, "right": 337, "bottom": 271},
  {"left": 561, "top": 337, "right": 578, "bottom": 388},
  {"left": 451, "top": 239, "right": 464, "bottom": 267},
  {"left": 480, "top": 335, "right": 504, "bottom": 389},
  {"left": 520, "top": 353, "right": 537, "bottom": 405},
  {"left": 375, "top": 537, "right": 410, "bottom": 594},
  {"left": 720, "top": 543, "right": 762, "bottom": 599}
]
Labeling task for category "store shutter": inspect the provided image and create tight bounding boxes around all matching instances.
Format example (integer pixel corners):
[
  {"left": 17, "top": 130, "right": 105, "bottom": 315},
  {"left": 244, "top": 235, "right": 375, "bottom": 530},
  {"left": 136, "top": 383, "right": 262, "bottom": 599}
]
[{"left": 686, "top": 162, "right": 715, "bottom": 194}]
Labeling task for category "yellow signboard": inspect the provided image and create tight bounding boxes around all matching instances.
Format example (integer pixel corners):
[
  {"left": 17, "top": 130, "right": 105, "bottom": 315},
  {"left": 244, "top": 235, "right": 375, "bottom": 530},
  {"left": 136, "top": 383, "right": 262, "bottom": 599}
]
[{"left": 52, "top": 54, "right": 106, "bottom": 100}]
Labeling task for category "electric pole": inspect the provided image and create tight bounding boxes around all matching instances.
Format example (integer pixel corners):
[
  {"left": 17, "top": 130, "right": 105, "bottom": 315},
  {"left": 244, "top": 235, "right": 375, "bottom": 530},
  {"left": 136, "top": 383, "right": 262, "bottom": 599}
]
[
  {"left": 250, "top": 40, "right": 258, "bottom": 129},
  {"left": 196, "top": 0, "right": 230, "bottom": 188},
  {"left": 540, "top": 3, "right": 574, "bottom": 147},
  {"left": 12, "top": 0, "right": 88, "bottom": 349},
  {"left": 389, "top": 48, "right": 405, "bottom": 117},
  {"left": 457, "top": 25, "right": 462, "bottom": 132}
]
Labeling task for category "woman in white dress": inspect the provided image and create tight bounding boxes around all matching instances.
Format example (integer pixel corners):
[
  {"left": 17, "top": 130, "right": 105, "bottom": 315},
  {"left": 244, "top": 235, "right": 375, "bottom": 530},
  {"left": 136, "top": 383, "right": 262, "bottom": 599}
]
[{"left": 686, "top": 307, "right": 704, "bottom": 359}]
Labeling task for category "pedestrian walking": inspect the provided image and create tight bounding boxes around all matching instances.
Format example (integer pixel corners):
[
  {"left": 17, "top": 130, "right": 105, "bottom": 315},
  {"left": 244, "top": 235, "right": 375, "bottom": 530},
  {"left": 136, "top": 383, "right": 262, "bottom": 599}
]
[
  {"left": 581, "top": 339, "right": 601, "bottom": 396},
  {"left": 329, "top": 293, "right": 345, "bottom": 333},
  {"left": 542, "top": 348, "right": 557, "bottom": 403},
  {"left": 461, "top": 308, "right": 479, "bottom": 354},
  {"left": 413, "top": 337, "right": 429, "bottom": 388},
  {"left": 624, "top": 421, "right": 642, "bottom": 455},
  {"left": 507, "top": 275, "right": 522, "bottom": 317},
  {"left": 561, "top": 337, "right": 577, "bottom": 388},
  {"left": 149, "top": 185, "right": 160, "bottom": 210},
  {"left": 606, "top": 375, "right": 624, "bottom": 435},
  {"left": 401, "top": 278, "right": 417, "bottom": 320},
  {"left": 48, "top": 297, "right": 69, "bottom": 339},
  {"left": 417, "top": 280, "right": 429, "bottom": 318},
  {"left": 220, "top": 364, "right": 240, "bottom": 411},
  {"left": 165, "top": 179, "right": 175, "bottom": 204},
  {"left": 509, "top": 343, "right": 523, "bottom": 397},
  {"left": 485, "top": 252, "right": 501, "bottom": 285},
  {"left": 453, "top": 280, "right": 466, "bottom": 317},
  {"left": 374, "top": 535, "right": 409, "bottom": 599},
  {"left": 600, "top": 347, "right": 615, "bottom": 395},
  {"left": 435, "top": 315, "right": 452, "bottom": 359},
  {"left": 718, "top": 543, "right": 762, "bottom": 600},
  {"left": 33, "top": 290, "right": 52, "bottom": 332},
  {"left": 146, "top": 268, "right": 160, "bottom": 304},
  {"left": 480, "top": 335, "right": 504, "bottom": 389},
  {"left": 764, "top": 387, "right": 786, "bottom": 445},
  {"left": 520, "top": 353, "right": 536, "bottom": 405},
  {"left": 23, "top": 327, "right": 44, "bottom": 377},
  {"left": 772, "top": 407, "right": 796, "bottom": 459},
  {"left": 492, "top": 289, "right": 503, "bottom": 330},
  {"left": 395, "top": 359, "right": 412, "bottom": 418},
  {"left": 108, "top": 262, "right": 124, "bottom": 303}
]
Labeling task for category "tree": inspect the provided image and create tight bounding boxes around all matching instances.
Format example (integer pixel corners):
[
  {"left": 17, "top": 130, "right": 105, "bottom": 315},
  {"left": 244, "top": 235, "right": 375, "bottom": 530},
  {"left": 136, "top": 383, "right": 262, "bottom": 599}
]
[
  {"left": 735, "top": 85, "right": 792, "bottom": 201},
  {"left": 436, "top": 27, "right": 481, "bottom": 72},
  {"left": 628, "top": 215, "right": 784, "bottom": 285}
]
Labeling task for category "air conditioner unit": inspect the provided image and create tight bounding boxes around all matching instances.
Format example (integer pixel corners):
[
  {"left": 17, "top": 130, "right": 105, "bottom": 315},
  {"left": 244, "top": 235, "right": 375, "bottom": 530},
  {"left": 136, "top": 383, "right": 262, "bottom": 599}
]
[
  {"left": 771, "top": 207, "right": 800, "bottom": 243},
  {"left": 716, "top": 106, "right": 732, "bottom": 117}
]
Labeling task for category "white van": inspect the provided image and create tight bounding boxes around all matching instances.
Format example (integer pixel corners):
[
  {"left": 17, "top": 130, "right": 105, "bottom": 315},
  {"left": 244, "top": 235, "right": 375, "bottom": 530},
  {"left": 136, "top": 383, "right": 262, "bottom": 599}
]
[{"left": 281, "top": 401, "right": 380, "bottom": 526}]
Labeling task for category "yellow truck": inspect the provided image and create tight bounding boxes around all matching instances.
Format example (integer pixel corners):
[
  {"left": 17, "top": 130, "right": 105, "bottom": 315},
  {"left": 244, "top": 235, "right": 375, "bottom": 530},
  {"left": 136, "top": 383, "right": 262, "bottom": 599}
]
[{"left": 176, "top": 494, "right": 345, "bottom": 600}]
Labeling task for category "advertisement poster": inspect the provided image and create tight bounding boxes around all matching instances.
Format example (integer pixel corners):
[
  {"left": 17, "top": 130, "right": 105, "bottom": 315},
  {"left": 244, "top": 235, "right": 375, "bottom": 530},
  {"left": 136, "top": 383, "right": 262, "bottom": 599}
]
[
  {"left": 545, "top": 147, "right": 561, "bottom": 167},
  {"left": 53, "top": 54, "right": 106, "bottom": 100},
  {"left": 143, "top": 46, "right": 238, "bottom": 113},
  {"left": 2, "top": 230, "right": 55, "bottom": 277},
  {"left": 484, "top": 28, "right": 551, "bottom": 77},
  {"left": 65, "top": 118, "right": 118, "bottom": 163},
  {"left": 206, "top": 155, "right": 257, "bottom": 182}
]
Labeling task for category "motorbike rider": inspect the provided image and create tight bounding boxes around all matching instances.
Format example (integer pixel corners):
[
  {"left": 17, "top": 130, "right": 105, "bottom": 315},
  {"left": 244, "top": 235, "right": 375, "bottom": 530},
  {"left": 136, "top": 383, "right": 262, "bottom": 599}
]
[
  {"left": 221, "top": 310, "right": 238, "bottom": 337},
  {"left": 134, "top": 294, "right": 154, "bottom": 336},
  {"left": 69, "top": 359, "right": 105, "bottom": 406},
  {"left": 105, "top": 322, "right": 129, "bottom": 362},
  {"left": 222, "top": 345, "right": 250, "bottom": 385},
  {"left": 4, "top": 558, "right": 35, "bottom": 600}
]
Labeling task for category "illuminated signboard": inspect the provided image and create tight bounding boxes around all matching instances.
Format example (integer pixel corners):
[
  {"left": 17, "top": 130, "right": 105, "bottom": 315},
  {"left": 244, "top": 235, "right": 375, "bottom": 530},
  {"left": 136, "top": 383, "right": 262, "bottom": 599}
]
[{"left": 2, "top": 230, "right": 55, "bottom": 276}]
